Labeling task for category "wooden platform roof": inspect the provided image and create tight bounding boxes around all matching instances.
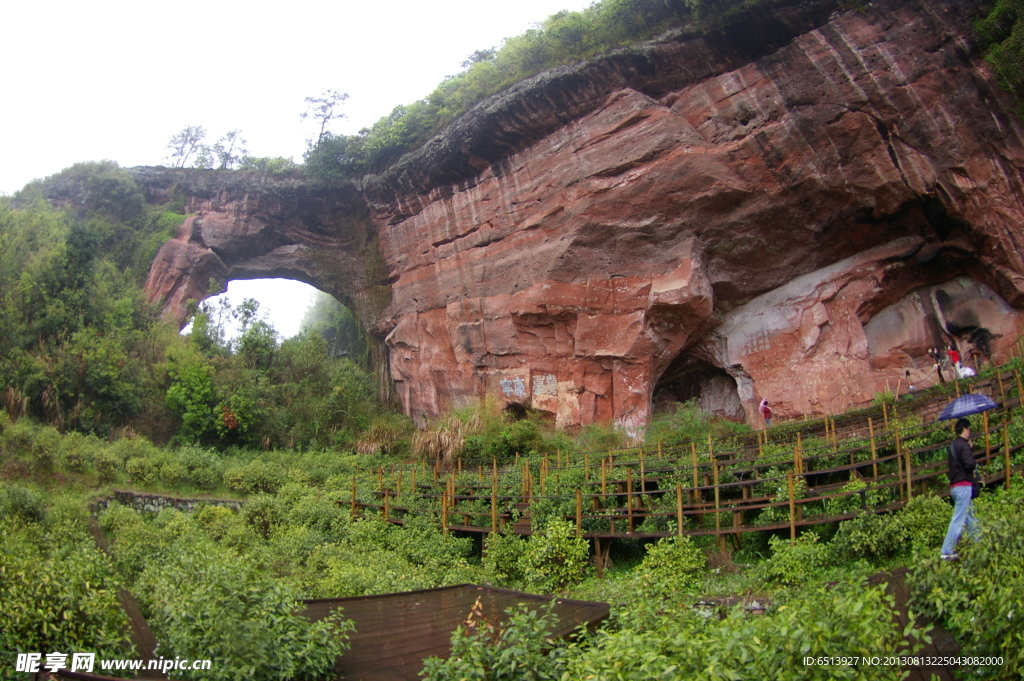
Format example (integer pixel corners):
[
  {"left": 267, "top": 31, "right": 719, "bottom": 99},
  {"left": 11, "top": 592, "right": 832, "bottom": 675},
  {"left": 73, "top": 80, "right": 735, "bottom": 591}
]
[{"left": 301, "top": 584, "right": 609, "bottom": 680}]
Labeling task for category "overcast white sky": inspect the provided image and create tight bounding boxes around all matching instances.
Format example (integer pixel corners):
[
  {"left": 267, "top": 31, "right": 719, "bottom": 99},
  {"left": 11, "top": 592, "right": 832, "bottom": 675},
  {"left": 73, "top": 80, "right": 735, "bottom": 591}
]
[{"left": 1, "top": 0, "right": 593, "bottom": 337}]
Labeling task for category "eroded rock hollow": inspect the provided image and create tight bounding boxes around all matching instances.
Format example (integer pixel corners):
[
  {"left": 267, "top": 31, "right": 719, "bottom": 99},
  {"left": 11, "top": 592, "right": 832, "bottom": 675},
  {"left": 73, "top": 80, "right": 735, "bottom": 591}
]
[{"left": 144, "top": 0, "right": 1024, "bottom": 431}]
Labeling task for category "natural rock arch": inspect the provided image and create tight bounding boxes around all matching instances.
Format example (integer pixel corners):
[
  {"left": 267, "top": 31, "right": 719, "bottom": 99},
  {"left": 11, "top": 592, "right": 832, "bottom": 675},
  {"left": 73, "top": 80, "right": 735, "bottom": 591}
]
[
  {"left": 142, "top": 174, "right": 382, "bottom": 332},
  {"left": 142, "top": 0, "right": 1024, "bottom": 432}
]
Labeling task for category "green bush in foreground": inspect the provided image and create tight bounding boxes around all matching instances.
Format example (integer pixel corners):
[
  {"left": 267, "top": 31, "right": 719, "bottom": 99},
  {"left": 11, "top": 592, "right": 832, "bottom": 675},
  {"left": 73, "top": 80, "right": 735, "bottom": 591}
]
[
  {"left": 421, "top": 601, "right": 565, "bottom": 681},
  {"left": 424, "top": 578, "right": 924, "bottom": 681},
  {"left": 0, "top": 491, "right": 133, "bottom": 680},
  {"left": 102, "top": 505, "right": 353, "bottom": 681},
  {"left": 908, "top": 482, "right": 1024, "bottom": 679},
  {"left": 762, "top": 532, "right": 830, "bottom": 584},
  {"left": 137, "top": 547, "right": 351, "bottom": 681},
  {"left": 483, "top": 519, "right": 589, "bottom": 593},
  {"left": 632, "top": 533, "right": 705, "bottom": 602}
]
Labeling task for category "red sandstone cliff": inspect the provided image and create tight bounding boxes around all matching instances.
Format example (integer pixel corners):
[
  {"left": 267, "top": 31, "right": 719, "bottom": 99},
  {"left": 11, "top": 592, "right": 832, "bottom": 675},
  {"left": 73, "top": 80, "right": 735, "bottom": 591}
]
[{"left": 142, "top": 0, "right": 1024, "bottom": 431}]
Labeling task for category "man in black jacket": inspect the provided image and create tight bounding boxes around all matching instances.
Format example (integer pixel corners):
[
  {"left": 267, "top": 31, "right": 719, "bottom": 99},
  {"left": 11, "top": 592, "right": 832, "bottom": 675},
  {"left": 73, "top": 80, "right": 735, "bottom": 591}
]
[{"left": 940, "top": 417, "right": 980, "bottom": 559}]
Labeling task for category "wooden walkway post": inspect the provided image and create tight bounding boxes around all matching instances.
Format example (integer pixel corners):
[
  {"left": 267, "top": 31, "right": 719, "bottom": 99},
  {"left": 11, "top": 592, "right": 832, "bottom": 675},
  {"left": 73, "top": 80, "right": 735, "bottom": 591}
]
[
  {"left": 626, "top": 467, "right": 634, "bottom": 533},
  {"left": 882, "top": 402, "right": 889, "bottom": 431},
  {"left": 491, "top": 465, "right": 498, "bottom": 534},
  {"left": 795, "top": 433, "right": 803, "bottom": 476},
  {"left": 601, "top": 459, "right": 607, "bottom": 497},
  {"left": 787, "top": 472, "right": 796, "bottom": 545},
  {"left": 1016, "top": 370, "right": 1023, "bottom": 405},
  {"left": 639, "top": 449, "right": 646, "bottom": 499},
  {"left": 676, "top": 484, "right": 683, "bottom": 536},
  {"left": 576, "top": 488, "right": 582, "bottom": 537},
  {"left": 1005, "top": 422, "right": 1012, "bottom": 490},
  {"left": 868, "top": 417, "right": 878, "bottom": 479},
  {"left": 522, "top": 462, "right": 528, "bottom": 503},
  {"left": 904, "top": 432, "right": 913, "bottom": 500},
  {"left": 351, "top": 474, "right": 357, "bottom": 517},
  {"left": 441, "top": 489, "right": 448, "bottom": 535},
  {"left": 713, "top": 460, "right": 721, "bottom": 535},
  {"left": 895, "top": 430, "right": 904, "bottom": 501},
  {"left": 383, "top": 490, "right": 390, "bottom": 521},
  {"left": 758, "top": 430, "right": 764, "bottom": 459},
  {"left": 984, "top": 411, "right": 992, "bottom": 465},
  {"left": 691, "top": 442, "right": 699, "bottom": 502}
]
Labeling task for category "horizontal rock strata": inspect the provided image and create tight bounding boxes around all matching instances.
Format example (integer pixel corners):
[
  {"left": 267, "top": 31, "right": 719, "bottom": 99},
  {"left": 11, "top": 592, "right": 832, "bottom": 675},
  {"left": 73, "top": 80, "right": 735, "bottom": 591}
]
[{"left": 142, "top": 0, "right": 1024, "bottom": 430}]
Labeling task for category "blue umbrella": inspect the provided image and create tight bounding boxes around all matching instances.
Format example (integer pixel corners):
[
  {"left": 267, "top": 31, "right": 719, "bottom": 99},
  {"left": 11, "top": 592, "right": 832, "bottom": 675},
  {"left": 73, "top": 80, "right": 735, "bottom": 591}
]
[{"left": 937, "top": 393, "right": 999, "bottom": 421}]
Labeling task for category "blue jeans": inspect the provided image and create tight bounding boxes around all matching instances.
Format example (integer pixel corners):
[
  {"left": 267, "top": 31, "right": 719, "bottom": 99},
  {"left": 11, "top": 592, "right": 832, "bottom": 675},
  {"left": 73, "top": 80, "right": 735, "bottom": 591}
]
[{"left": 941, "top": 485, "right": 979, "bottom": 555}]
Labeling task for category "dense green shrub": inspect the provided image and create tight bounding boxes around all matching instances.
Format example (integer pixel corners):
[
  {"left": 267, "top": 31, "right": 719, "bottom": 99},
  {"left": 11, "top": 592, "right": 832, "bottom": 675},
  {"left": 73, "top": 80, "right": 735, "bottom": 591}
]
[
  {"left": 647, "top": 399, "right": 751, "bottom": 448},
  {"left": 831, "top": 512, "right": 903, "bottom": 560},
  {"left": 632, "top": 534, "right": 705, "bottom": 601},
  {"left": 241, "top": 493, "right": 286, "bottom": 538},
  {"left": 94, "top": 449, "right": 122, "bottom": 483},
  {"left": 762, "top": 532, "right": 830, "bottom": 584},
  {"left": 832, "top": 495, "right": 950, "bottom": 561},
  {"left": 59, "top": 430, "right": 102, "bottom": 472},
  {"left": 560, "top": 578, "right": 924, "bottom": 680},
  {"left": 305, "top": 515, "right": 478, "bottom": 597},
  {"left": 908, "top": 503, "right": 1024, "bottom": 679},
  {"left": 0, "top": 418, "right": 36, "bottom": 456},
  {"left": 517, "top": 519, "right": 590, "bottom": 593},
  {"left": 224, "top": 459, "right": 287, "bottom": 494},
  {"left": 483, "top": 531, "right": 530, "bottom": 586},
  {"left": 977, "top": 0, "right": 1024, "bottom": 117},
  {"left": 102, "top": 504, "right": 354, "bottom": 680},
  {"left": 0, "top": 483, "right": 45, "bottom": 523},
  {"left": 126, "top": 456, "right": 157, "bottom": 485},
  {"left": 1, "top": 498, "right": 133, "bottom": 676},
  {"left": 421, "top": 601, "right": 566, "bottom": 681},
  {"left": 137, "top": 542, "right": 352, "bottom": 681}
]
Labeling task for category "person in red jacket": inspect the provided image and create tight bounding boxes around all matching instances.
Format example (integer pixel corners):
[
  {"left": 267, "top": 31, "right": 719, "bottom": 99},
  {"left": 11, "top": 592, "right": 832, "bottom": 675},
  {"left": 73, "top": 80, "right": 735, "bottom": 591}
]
[{"left": 759, "top": 398, "right": 772, "bottom": 427}]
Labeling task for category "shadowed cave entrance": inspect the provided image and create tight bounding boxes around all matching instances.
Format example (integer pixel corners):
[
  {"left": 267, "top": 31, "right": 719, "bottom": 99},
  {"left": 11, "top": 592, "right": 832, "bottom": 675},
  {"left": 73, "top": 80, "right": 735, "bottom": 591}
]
[{"left": 653, "top": 354, "right": 746, "bottom": 423}]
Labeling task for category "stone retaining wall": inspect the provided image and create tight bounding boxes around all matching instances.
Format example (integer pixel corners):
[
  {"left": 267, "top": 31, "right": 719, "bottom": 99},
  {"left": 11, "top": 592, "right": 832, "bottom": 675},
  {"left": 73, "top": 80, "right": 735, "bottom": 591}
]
[{"left": 91, "top": 490, "right": 243, "bottom": 515}]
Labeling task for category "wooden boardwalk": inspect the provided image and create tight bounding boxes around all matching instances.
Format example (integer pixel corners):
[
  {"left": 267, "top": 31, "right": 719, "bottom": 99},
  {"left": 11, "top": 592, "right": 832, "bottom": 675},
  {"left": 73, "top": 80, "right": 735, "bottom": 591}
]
[
  {"left": 347, "top": 369, "right": 1024, "bottom": 543},
  {"left": 302, "top": 585, "right": 608, "bottom": 680}
]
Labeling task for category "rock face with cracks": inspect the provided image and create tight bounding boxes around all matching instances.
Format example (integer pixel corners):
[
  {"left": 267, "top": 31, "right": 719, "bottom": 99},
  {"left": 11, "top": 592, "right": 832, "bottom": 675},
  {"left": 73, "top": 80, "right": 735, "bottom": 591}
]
[{"left": 142, "top": 0, "right": 1024, "bottom": 431}]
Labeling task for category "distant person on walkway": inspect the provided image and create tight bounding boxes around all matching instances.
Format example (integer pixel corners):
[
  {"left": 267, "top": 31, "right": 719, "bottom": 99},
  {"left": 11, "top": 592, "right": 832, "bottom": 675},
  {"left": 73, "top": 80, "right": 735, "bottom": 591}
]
[
  {"left": 759, "top": 398, "right": 772, "bottom": 427},
  {"left": 929, "top": 347, "right": 946, "bottom": 384},
  {"left": 940, "top": 417, "right": 980, "bottom": 560},
  {"left": 905, "top": 370, "right": 915, "bottom": 395}
]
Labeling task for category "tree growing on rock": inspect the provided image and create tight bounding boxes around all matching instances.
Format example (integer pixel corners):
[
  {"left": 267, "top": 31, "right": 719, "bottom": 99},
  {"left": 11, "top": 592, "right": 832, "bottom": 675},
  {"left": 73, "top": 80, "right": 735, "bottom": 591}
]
[
  {"left": 165, "top": 125, "right": 207, "bottom": 168},
  {"left": 301, "top": 88, "right": 349, "bottom": 148}
]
